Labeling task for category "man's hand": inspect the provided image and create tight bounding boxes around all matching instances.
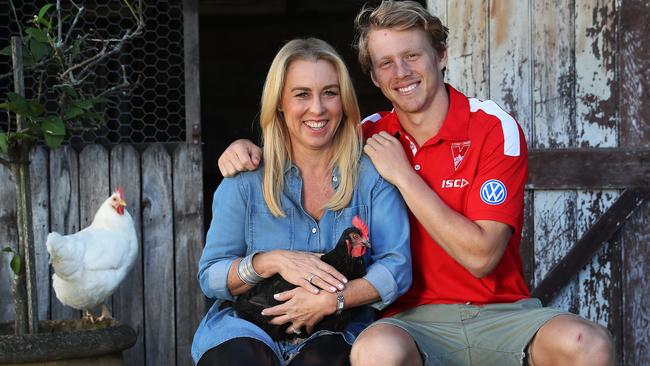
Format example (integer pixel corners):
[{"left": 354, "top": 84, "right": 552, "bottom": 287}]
[
  {"left": 363, "top": 131, "right": 414, "bottom": 186},
  {"left": 217, "top": 139, "right": 262, "bottom": 177}
]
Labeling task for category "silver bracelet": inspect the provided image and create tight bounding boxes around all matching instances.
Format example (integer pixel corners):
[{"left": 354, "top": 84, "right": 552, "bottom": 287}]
[
  {"left": 335, "top": 291, "right": 345, "bottom": 315},
  {"left": 237, "top": 252, "right": 265, "bottom": 286}
]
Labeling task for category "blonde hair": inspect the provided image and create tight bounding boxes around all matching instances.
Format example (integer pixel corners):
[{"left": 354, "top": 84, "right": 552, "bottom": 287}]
[
  {"left": 354, "top": 0, "right": 448, "bottom": 74},
  {"left": 260, "top": 38, "right": 362, "bottom": 217}
]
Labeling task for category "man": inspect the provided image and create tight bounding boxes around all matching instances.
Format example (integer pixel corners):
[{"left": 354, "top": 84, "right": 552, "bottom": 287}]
[{"left": 217, "top": 2, "right": 614, "bottom": 365}]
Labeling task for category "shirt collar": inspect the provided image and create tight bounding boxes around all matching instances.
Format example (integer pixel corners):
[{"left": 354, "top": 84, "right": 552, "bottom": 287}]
[
  {"left": 385, "top": 84, "right": 470, "bottom": 147},
  {"left": 283, "top": 162, "right": 341, "bottom": 189},
  {"left": 433, "top": 84, "right": 470, "bottom": 142}
]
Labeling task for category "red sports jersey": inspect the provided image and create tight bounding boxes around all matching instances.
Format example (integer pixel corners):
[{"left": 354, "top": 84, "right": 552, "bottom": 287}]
[{"left": 362, "top": 85, "right": 531, "bottom": 317}]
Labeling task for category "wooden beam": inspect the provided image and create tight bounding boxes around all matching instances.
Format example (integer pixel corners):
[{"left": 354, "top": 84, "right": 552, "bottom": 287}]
[
  {"left": 184, "top": 0, "right": 201, "bottom": 144},
  {"left": 532, "top": 189, "right": 649, "bottom": 305},
  {"left": 527, "top": 148, "right": 650, "bottom": 189}
]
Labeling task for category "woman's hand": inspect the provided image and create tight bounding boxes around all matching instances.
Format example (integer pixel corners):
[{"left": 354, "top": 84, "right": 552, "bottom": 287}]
[
  {"left": 262, "top": 287, "right": 338, "bottom": 335},
  {"left": 257, "top": 250, "right": 347, "bottom": 294}
]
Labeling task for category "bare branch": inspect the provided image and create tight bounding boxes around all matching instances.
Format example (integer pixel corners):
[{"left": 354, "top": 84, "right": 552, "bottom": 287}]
[
  {"left": 56, "top": 0, "right": 62, "bottom": 46},
  {"left": 63, "top": 5, "right": 84, "bottom": 46},
  {"left": 0, "top": 57, "right": 53, "bottom": 81}
]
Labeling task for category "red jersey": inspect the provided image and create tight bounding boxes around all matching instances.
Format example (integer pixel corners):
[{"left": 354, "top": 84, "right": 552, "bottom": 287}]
[{"left": 362, "top": 85, "right": 530, "bottom": 317}]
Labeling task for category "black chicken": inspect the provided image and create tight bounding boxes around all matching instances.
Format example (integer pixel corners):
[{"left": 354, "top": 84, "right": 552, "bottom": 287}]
[{"left": 232, "top": 216, "right": 371, "bottom": 341}]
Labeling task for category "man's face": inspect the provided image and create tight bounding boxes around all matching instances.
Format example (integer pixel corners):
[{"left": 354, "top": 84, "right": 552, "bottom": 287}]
[{"left": 367, "top": 27, "right": 447, "bottom": 115}]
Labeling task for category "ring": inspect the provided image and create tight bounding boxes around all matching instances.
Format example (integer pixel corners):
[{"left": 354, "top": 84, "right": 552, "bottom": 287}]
[{"left": 308, "top": 274, "right": 316, "bottom": 284}]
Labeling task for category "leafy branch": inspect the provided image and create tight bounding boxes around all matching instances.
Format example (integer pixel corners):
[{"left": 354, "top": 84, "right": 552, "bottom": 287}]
[{"left": 0, "top": 0, "right": 144, "bottom": 157}]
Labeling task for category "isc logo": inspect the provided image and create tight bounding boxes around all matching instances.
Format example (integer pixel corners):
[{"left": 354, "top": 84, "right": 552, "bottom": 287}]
[{"left": 441, "top": 179, "right": 469, "bottom": 188}]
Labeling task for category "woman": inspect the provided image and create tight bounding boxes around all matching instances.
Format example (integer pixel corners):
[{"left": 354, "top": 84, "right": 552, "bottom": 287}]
[{"left": 192, "top": 38, "right": 411, "bottom": 366}]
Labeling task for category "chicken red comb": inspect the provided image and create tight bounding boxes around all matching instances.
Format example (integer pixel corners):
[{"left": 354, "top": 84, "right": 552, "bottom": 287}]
[
  {"left": 352, "top": 216, "right": 368, "bottom": 238},
  {"left": 115, "top": 187, "right": 125, "bottom": 199}
]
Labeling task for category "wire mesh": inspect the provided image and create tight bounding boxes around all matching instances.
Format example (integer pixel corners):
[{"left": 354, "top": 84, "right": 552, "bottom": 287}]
[{"left": 0, "top": 0, "right": 186, "bottom": 145}]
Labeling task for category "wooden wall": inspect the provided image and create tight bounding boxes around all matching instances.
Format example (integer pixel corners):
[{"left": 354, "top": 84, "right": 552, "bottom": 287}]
[
  {"left": 0, "top": 144, "right": 204, "bottom": 366},
  {"left": 427, "top": 0, "right": 649, "bottom": 364}
]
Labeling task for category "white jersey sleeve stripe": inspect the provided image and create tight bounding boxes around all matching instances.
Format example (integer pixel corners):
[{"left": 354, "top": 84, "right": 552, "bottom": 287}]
[
  {"left": 360, "top": 112, "right": 382, "bottom": 125},
  {"left": 469, "top": 98, "right": 520, "bottom": 157}
]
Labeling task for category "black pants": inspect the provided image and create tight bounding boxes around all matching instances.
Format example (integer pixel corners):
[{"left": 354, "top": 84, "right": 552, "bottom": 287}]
[{"left": 198, "top": 335, "right": 351, "bottom": 366}]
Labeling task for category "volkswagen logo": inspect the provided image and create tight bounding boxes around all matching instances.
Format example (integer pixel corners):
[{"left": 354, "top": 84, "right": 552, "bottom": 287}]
[{"left": 480, "top": 179, "right": 507, "bottom": 205}]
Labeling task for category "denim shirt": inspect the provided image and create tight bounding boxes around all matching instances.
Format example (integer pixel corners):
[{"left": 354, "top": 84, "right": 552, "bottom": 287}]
[{"left": 192, "top": 155, "right": 411, "bottom": 363}]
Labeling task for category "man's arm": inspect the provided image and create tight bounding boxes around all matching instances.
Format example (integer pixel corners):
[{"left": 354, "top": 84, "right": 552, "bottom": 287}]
[
  {"left": 364, "top": 131, "right": 512, "bottom": 278},
  {"left": 217, "top": 139, "right": 262, "bottom": 177}
]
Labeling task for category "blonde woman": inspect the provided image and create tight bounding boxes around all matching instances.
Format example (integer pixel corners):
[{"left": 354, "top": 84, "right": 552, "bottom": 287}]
[{"left": 192, "top": 38, "right": 411, "bottom": 366}]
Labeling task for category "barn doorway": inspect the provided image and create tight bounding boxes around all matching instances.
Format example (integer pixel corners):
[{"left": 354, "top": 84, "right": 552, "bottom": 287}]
[{"left": 199, "top": 1, "right": 426, "bottom": 220}]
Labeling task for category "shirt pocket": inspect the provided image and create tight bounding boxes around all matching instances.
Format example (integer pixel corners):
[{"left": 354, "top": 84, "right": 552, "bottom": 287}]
[
  {"left": 333, "top": 205, "right": 369, "bottom": 251},
  {"left": 248, "top": 203, "right": 294, "bottom": 252}
]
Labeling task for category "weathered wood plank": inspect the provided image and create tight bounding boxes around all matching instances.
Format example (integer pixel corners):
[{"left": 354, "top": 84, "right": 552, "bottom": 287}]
[
  {"left": 520, "top": 191, "right": 535, "bottom": 289},
  {"left": 575, "top": 190, "right": 619, "bottom": 350},
  {"left": 533, "top": 190, "right": 645, "bottom": 305},
  {"left": 621, "top": 199, "right": 650, "bottom": 365},
  {"left": 532, "top": 0, "right": 575, "bottom": 148},
  {"left": 426, "top": 0, "right": 447, "bottom": 27},
  {"left": 618, "top": 0, "right": 650, "bottom": 359},
  {"left": 0, "top": 162, "right": 18, "bottom": 322},
  {"left": 446, "top": 0, "right": 489, "bottom": 99},
  {"left": 79, "top": 145, "right": 111, "bottom": 316},
  {"left": 173, "top": 144, "right": 204, "bottom": 366},
  {"left": 184, "top": 0, "right": 201, "bottom": 144},
  {"left": 527, "top": 148, "right": 650, "bottom": 189},
  {"left": 532, "top": 0, "right": 577, "bottom": 312},
  {"left": 48, "top": 146, "right": 81, "bottom": 320},
  {"left": 488, "top": 0, "right": 532, "bottom": 141},
  {"left": 533, "top": 190, "right": 577, "bottom": 311},
  {"left": 110, "top": 144, "right": 145, "bottom": 366},
  {"left": 573, "top": 0, "right": 619, "bottom": 354},
  {"left": 29, "top": 146, "right": 50, "bottom": 320},
  {"left": 575, "top": 0, "right": 617, "bottom": 147},
  {"left": 142, "top": 145, "right": 175, "bottom": 366},
  {"left": 620, "top": 0, "right": 650, "bottom": 148}
]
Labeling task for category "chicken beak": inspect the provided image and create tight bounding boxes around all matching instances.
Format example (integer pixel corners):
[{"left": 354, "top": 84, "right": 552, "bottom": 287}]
[
  {"left": 119, "top": 199, "right": 127, "bottom": 207},
  {"left": 362, "top": 240, "right": 371, "bottom": 248}
]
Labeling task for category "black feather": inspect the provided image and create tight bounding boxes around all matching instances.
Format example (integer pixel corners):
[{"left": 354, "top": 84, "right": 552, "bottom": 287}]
[{"left": 232, "top": 226, "right": 368, "bottom": 341}]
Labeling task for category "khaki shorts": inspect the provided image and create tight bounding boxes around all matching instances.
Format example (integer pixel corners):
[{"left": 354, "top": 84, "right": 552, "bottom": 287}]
[{"left": 368, "top": 298, "right": 567, "bottom": 366}]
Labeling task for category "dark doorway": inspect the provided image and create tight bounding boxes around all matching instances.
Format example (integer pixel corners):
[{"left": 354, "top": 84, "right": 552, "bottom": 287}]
[{"left": 199, "top": 0, "right": 424, "bottom": 221}]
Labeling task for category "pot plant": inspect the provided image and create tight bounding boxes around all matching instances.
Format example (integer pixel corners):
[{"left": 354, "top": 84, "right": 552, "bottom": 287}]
[{"left": 0, "top": 1, "right": 143, "bottom": 364}]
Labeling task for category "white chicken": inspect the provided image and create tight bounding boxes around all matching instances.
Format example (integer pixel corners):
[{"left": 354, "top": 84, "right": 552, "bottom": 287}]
[{"left": 46, "top": 188, "right": 138, "bottom": 322}]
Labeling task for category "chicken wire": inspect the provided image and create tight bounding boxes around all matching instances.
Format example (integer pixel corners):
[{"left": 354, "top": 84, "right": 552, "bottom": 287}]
[{"left": 0, "top": 0, "right": 186, "bottom": 145}]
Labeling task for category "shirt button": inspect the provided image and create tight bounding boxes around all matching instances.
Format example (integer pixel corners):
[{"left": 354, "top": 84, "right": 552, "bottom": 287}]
[
  {"left": 414, "top": 164, "right": 421, "bottom": 171},
  {"left": 311, "top": 227, "right": 317, "bottom": 234},
  {"left": 332, "top": 176, "right": 338, "bottom": 182}
]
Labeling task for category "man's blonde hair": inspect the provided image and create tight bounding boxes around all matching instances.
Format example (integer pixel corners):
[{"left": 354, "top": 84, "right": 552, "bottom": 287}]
[
  {"left": 354, "top": 0, "right": 448, "bottom": 74},
  {"left": 260, "top": 38, "right": 362, "bottom": 217}
]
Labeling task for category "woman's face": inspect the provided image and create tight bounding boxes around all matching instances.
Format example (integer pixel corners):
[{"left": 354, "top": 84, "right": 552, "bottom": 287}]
[{"left": 280, "top": 59, "right": 343, "bottom": 155}]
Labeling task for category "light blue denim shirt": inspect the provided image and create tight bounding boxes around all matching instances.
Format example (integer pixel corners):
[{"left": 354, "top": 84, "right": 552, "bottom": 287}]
[{"left": 192, "top": 155, "right": 411, "bottom": 364}]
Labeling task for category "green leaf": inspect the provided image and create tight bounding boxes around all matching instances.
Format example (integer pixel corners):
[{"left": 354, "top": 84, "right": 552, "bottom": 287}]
[
  {"left": 29, "top": 39, "right": 50, "bottom": 62},
  {"left": 60, "top": 86, "right": 79, "bottom": 99},
  {"left": 63, "top": 106, "right": 84, "bottom": 120},
  {"left": 1, "top": 247, "right": 13, "bottom": 253},
  {"left": 38, "top": 4, "right": 54, "bottom": 21},
  {"left": 25, "top": 27, "right": 49, "bottom": 43},
  {"left": 42, "top": 116, "right": 65, "bottom": 149},
  {"left": 10, "top": 253, "right": 21, "bottom": 276},
  {"left": 73, "top": 99, "right": 94, "bottom": 110},
  {"left": 0, "top": 132, "right": 7, "bottom": 155},
  {"left": 3, "top": 93, "right": 45, "bottom": 118},
  {"left": 0, "top": 46, "right": 11, "bottom": 56}
]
